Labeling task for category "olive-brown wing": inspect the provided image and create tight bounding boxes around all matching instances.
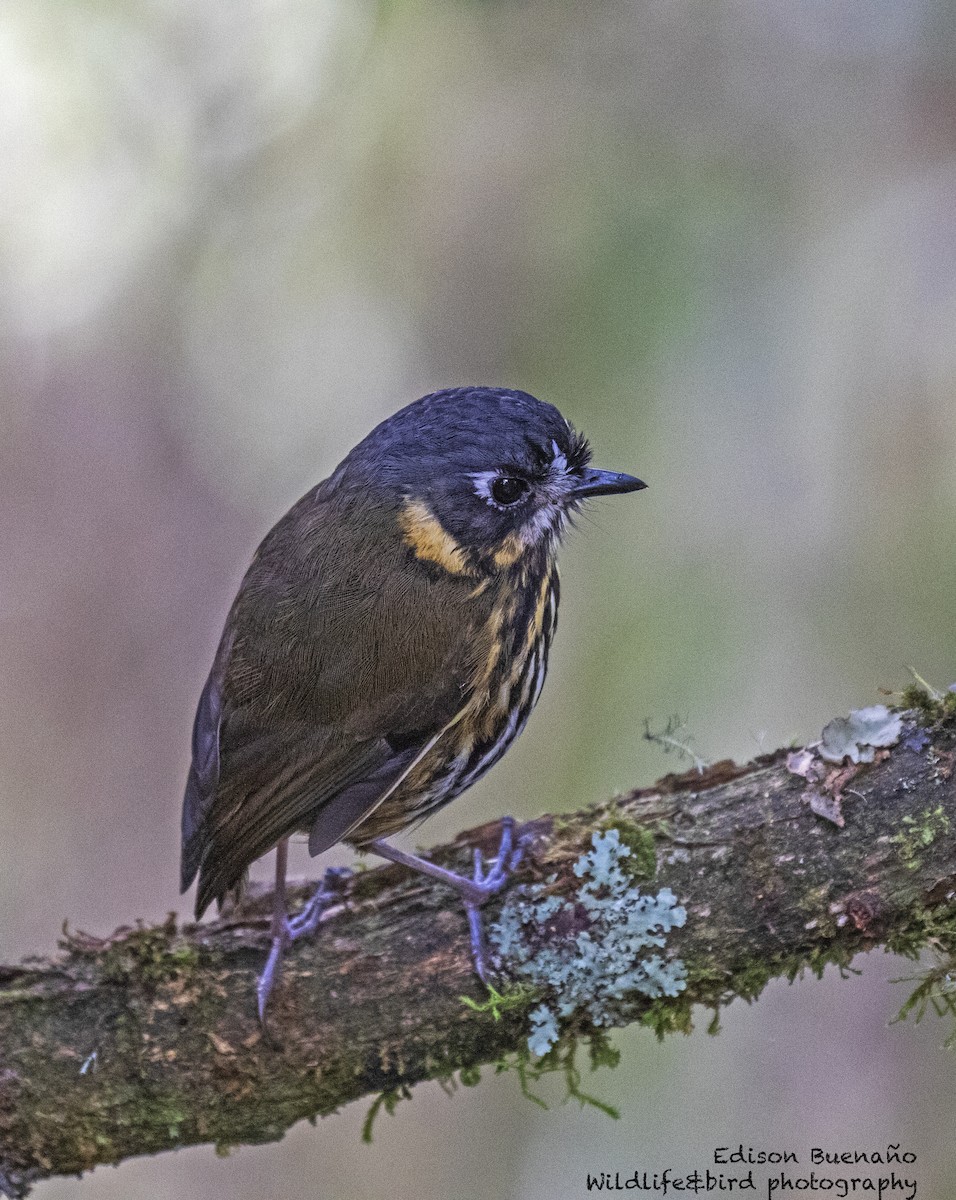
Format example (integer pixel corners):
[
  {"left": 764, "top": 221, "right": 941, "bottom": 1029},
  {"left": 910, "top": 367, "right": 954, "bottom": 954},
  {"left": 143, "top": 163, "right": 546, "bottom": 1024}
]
[{"left": 180, "top": 489, "right": 491, "bottom": 916}]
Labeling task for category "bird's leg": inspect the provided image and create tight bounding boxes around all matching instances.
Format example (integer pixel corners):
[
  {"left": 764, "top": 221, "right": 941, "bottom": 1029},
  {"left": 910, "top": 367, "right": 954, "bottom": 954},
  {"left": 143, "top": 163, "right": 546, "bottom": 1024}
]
[
  {"left": 366, "top": 817, "right": 529, "bottom": 982},
  {"left": 256, "top": 838, "right": 291, "bottom": 1023},
  {"left": 256, "top": 842, "right": 350, "bottom": 1023}
]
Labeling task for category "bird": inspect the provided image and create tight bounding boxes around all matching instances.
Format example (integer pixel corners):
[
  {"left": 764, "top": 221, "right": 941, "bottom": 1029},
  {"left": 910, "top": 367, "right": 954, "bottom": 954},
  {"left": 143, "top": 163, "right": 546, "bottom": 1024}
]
[{"left": 180, "top": 385, "right": 645, "bottom": 1019}]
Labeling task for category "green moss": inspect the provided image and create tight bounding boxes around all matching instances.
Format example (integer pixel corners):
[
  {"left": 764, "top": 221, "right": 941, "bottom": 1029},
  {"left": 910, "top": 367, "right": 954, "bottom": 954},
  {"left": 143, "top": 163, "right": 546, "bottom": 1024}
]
[
  {"left": 892, "top": 956, "right": 956, "bottom": 1047},
  {"left": 598, "top": 818, "right": 657, "bottom": 880},
  {"left": 458, "top": 1064, "right": 482, "bottom": 1087},
  {"left": 885, "top": 903, "right": 956, "bottom": 960},
  {"left": 360, "top": 1085, "right": 412, "bottom": 1144},
  {"left": 122, "top": 1088, "right": 192, "bottom": 1145},
  {"left": 728, "top": 960, "right": 776, "bottom": 1003},
  {"left": 94, "top": 918, "right": 200, "bottom": 988},
  {"left": 639, "top": 997, "right": 694, "bottom": 1038},
  {"left": 460, "top": 982, "right": 539, "bottom": 1021},
  {"left": 794, "top": 886, "right": 840, "bottom": 940},
  {"left": 686, "top": 945, "right": 817, "bottom": 1012},
  {"left": 899, "top": 683, "right": 940, "bottom": 717},
  {"left": 892, "top": 806, "right": 951, "bottom": 871},
  {"left": 493, "top": 1032, "right": 622, "bottom": 1118},
  {"left": 792, "top": 942, "right": 859, "bottom": 982},
  {"left": 897, "top": 676, "right": 956, "bottom": 720},
  {"left": 682, "top": 938, "right": 862, "bottom": 1025}
]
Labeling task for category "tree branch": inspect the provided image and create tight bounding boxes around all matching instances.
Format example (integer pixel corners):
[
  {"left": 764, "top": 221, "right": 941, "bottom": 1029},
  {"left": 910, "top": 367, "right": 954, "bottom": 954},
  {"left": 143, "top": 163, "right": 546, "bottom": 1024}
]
[{"left": 3, "top": 703, "right": 956, "bottom": 1195}]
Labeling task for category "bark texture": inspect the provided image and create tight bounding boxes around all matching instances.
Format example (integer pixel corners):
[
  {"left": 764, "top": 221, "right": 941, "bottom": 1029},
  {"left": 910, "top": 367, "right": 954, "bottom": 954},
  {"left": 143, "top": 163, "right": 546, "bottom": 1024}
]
[{"left": 3, "top": 706, "right": 956, "bottom": 1195}]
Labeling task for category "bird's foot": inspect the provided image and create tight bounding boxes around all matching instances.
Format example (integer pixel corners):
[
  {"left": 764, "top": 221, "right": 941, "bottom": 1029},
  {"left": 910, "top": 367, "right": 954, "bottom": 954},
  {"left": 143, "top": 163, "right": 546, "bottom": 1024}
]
[
  {"left": 287, "top": 866, "right": 352, "bottom": 939},
  {"left": 256, "top": 866, "right": 351, "bottom": 1024},
  {"left": 463, "top": 817, "right": 530, "bottom": 981},
  {"left": 466, "top": 815, "right": 527, "bottom": 901},
  {"left": 367, "top": 817, "right": 530, "bottom": 983}
]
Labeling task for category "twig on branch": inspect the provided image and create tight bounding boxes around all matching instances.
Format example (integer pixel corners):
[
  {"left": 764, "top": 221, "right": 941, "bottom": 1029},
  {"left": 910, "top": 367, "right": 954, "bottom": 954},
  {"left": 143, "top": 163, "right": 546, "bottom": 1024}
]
[{"left": 2, "top": 702, "right": 956, "bottom": 1195}]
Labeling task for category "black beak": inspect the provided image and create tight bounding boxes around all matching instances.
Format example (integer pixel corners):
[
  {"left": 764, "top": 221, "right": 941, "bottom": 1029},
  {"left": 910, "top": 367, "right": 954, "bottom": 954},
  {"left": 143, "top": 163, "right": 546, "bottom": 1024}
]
[{"left": 569, "top": 468, "right": 646, "bottom": 499}]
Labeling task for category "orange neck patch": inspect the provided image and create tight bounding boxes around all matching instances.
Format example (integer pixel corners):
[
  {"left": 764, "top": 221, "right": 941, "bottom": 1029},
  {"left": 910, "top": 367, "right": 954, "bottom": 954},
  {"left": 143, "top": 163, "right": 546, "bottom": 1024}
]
[{"left": 398, "top": 498, "right": 475, "bottom": 576}]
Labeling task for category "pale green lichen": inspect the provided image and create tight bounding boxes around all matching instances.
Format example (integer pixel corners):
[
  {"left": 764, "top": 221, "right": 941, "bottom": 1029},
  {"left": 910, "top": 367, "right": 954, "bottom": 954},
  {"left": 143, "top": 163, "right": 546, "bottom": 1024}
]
[
  {"left": 490, "top": 830, "right": 687, "bottom": 1055},
  {"left": 818, "top": 704, "right": 902, "bottom": 764},
  {"left": 527, "top": 1005, "right": 561, "bottom": 1057}
]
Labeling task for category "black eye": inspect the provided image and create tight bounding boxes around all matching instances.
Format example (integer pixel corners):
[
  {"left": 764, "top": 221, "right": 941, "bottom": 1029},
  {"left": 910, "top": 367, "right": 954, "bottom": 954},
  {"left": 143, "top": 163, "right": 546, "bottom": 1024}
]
[{"left": 491, "top": 476, "right": 530, "bottom": 506}]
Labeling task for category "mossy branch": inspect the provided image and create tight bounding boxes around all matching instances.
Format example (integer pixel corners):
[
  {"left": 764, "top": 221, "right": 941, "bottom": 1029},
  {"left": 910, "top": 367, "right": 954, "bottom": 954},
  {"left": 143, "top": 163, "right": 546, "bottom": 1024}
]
[{"left": 3, "top": 703, "right": 956, "bottom": 1195}]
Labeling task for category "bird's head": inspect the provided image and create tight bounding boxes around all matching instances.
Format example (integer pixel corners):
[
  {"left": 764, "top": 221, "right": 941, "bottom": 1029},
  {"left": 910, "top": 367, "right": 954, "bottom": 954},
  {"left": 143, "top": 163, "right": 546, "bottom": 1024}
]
[{"left": 335, "top": 386, "right": 645, "bottom": 577}]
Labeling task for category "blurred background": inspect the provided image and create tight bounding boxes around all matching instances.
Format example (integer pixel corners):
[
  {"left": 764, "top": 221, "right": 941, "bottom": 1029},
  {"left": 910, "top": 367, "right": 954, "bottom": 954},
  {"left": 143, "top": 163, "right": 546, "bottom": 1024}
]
[{"left": 2, "top": 0, "right": 956, "bottom": 1195}]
